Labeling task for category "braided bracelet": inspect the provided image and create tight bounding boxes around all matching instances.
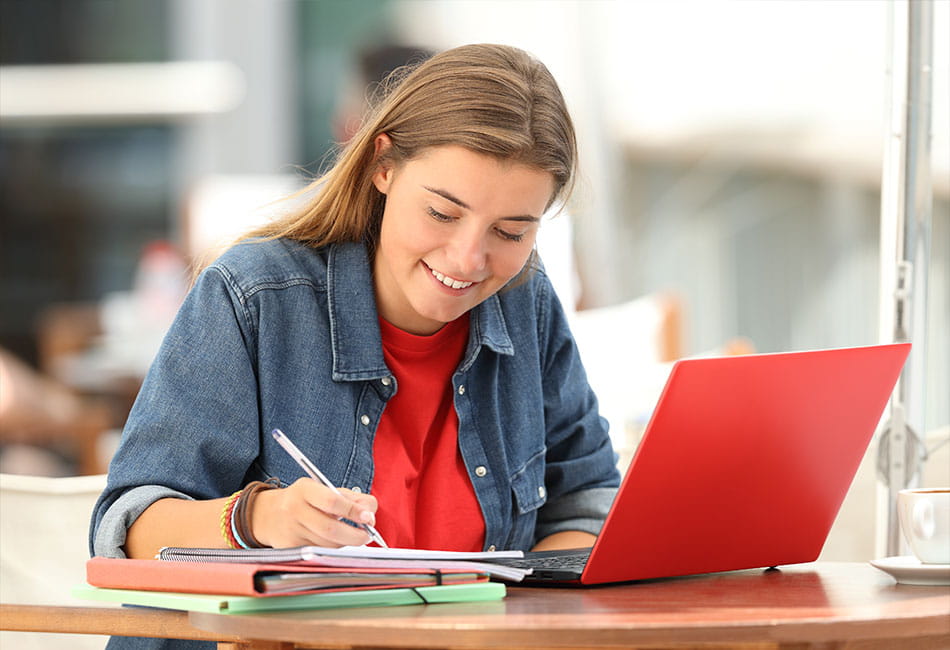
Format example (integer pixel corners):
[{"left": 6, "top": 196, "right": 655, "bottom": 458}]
[{"left": 219, "top": 490, "right": 242, "bottom": 549}]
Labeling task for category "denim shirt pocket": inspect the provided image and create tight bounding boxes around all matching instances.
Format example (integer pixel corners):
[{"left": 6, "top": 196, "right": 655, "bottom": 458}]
[{"left": 506, "top": 449, "right": 547, "bottom": 549}]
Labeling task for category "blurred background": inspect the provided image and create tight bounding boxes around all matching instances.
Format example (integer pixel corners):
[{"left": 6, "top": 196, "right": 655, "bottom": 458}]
[
  {"left": 0, "top": 5, "right": 949, "bottom": 625},
  {"left": 0, "top": 0, "right": 947, "bottom": 481}
]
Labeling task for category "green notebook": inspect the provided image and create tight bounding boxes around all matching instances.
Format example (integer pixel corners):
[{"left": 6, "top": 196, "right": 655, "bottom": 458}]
[{"left": 72, "top": 581, "right": 505, "bottom": 614}]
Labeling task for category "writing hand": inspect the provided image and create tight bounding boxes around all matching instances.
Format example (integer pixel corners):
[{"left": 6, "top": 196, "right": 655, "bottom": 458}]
[{"left": 250, "top": 478, "right": 379, "bottom": 548}]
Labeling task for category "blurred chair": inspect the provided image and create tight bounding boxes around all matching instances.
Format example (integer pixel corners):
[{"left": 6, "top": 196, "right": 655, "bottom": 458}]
[
  {"left": 0, "top": 472, "right": 112, "bottom": 650},
  {"left": 569, "top": 294, "right": 754, "bottom": 472},
  {"left": 34, "top": 303, "right": 103, "bottom": 379},
  {"left": 0, "top": 347, "right": 112, "bottom": 476},
  {"left": 32, "top": 242, "right": 191, "bottom": 450},
  {"left": 568, "top": 293, "right": 684, "bottom": 468},
  {"left": 35, "top": 302, "right": 141, "bottom": 419}
]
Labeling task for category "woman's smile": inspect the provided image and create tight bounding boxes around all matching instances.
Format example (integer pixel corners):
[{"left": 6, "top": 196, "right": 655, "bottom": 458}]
[{"left": 424, "top": 261, "right": 477, "bottom": 291}]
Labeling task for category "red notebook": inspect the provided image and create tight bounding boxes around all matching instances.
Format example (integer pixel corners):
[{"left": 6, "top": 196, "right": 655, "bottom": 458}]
[{"left": 86, "top": 557, "right": 487, "bottom": 597}]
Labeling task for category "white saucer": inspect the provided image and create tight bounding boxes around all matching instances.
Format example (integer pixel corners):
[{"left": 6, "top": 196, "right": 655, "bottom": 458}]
[{"left": 869, "top": 556, "right": 950, "bottom": 586}]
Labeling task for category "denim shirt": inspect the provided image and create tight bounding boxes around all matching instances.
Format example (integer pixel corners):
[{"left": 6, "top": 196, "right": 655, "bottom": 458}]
[{"left": 90, "top": 238, "right": 619, "bottom": 560}]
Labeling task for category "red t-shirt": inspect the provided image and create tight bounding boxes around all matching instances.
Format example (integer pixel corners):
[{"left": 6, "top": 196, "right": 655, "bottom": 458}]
[{"left": 371, "top": 314, "right": 486, "bottom": 551}]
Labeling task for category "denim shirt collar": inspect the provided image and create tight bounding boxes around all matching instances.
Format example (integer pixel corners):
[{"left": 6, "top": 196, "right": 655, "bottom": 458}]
[{"left": 327, "top": 241, "right": 514, "bottom": 382}]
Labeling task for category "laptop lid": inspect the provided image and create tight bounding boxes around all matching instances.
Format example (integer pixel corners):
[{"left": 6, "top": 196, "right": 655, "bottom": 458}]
[{"left": 578, "top": 342, "right": 910, "bottom": 584}]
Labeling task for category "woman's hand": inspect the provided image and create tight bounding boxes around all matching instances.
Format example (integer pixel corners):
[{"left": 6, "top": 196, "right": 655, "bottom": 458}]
[{"left": 250, "top": 478, "right": 379, "bottom": 548}]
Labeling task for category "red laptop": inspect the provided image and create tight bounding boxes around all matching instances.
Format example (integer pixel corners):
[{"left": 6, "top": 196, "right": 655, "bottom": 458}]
[{"left": 499, "top": 343, "right": 910, "bottom": 584}]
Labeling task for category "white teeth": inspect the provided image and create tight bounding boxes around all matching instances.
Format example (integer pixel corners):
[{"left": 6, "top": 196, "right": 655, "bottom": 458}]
[{"left": 430, "top": 267, "right": 473, "bottom": 289}]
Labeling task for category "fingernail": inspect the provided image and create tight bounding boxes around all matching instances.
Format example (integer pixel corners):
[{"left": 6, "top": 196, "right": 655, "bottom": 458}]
[{"left": 360, "top": 511, "right": 375, "bottom": 525}]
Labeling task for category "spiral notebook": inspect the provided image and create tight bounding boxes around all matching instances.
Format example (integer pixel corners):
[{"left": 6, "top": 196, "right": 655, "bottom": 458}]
[{"left": 155, "top": 544, "right": 529, "bottom": 582}]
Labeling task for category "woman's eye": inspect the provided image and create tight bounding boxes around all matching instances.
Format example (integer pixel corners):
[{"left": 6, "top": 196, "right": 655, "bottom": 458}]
[
  {"left": 426, "top": 206, "right": 453, "bottom": 222},
  {"left": 496, "top": 228, "right": 525, "bottom": 242},
  {"left": 426, "top": 206, "right": 525, "bottom": 242}
]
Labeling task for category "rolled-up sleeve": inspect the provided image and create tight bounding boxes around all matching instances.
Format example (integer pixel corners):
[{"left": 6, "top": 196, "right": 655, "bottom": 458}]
[
  {"left": 93, "top": 485, "right": 194, "bottom": 558},
  {"left": 535, "top": 486, "right": 618, "bottom": 540}
]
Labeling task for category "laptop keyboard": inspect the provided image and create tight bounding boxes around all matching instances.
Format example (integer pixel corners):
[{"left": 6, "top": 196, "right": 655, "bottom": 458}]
[{"left": 490, "top": 548, "right": 591, "bottom": 570}]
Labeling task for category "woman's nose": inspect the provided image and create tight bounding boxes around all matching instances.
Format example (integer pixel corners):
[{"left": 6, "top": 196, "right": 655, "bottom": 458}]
[{"left": 449, "top": 228, "right": 488, "bottom": 276}]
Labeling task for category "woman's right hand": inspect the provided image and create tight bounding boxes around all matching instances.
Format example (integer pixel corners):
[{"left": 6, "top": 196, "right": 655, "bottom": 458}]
[{"left": 250, "top": 478, "right": 380, "bottom": 548}]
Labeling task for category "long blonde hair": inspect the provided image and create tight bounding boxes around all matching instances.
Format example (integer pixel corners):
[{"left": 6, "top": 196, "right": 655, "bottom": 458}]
[{"left": 242, "top": 44, "right": 577, "bottom": 265}]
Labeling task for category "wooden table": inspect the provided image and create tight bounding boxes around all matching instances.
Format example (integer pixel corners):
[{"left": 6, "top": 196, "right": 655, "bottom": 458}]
[{"left": 3, "top": 563, "right": 948, "bottom": 649}]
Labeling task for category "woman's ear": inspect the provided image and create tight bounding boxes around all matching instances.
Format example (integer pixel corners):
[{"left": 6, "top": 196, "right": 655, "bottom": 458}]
[{"left": 371, "top": 134, "right": 394, "bottom": 194}]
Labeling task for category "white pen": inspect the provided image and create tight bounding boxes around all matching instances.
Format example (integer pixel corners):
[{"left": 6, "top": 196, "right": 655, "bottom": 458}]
[{"left": 271, "top": 428, "right": 389, "bottom": 548}]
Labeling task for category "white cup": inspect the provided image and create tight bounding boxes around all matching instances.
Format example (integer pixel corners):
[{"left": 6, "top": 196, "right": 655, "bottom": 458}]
[{"left": 898, "top": 488, "right": 950, "bottom": 564}]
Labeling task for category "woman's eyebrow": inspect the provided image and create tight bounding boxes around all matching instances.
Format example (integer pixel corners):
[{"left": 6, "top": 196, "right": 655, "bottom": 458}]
[
  {"left": 423, "top": 185, "right": 540, "bottom": 222},
  {"left": 424, "top": 185, "right": 470, "bottom": 209}
]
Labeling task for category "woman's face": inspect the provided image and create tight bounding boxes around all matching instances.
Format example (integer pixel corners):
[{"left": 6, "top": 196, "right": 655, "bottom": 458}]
[{"left": 372, "top": 138, "right": 554, "bottom": 335}]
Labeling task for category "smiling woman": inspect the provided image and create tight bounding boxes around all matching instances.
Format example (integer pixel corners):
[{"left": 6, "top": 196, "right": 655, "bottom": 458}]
[{"left": 90, "top": 43, "right": 620, "bottom": 650}]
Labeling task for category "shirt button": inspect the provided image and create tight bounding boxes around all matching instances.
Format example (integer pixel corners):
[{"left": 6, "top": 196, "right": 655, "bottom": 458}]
[
  {"left": 538, "top": 486, "right": 546, "bottom": 499},
  {"left": 475, "top": 466, "right": 487, "bottom": 477},
  {"left": 381, "top": 377, "right": 392, "bottom": 386},
  {"left": 487, "top": 545, "right": 496, "bottom": 552},
  {"left": 457, "top": 385, "right": 465, "bottom": 395},
  {"left": 351, "top": 486, "right": 362, "bottom": 493},
  {"left": 360, "top": 414, "right": 370, "bottom": 426}
]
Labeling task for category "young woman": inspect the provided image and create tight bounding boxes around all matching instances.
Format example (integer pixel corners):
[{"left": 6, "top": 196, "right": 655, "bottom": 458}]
[{"left": 91, "top": 44, "right": 619, "bottom": 586}]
